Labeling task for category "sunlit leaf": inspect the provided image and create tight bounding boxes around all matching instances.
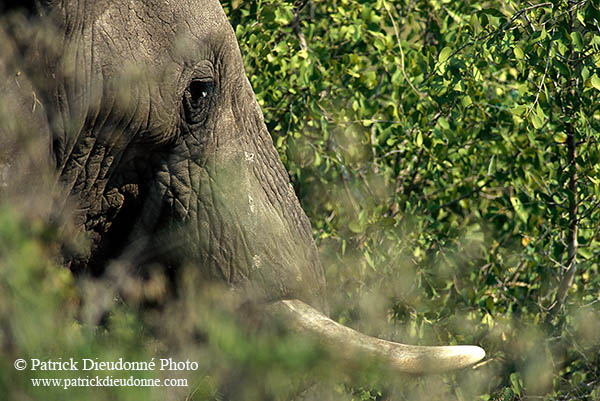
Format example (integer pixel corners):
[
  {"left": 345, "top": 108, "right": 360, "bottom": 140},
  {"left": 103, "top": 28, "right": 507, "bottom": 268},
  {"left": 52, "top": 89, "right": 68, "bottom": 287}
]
[{"left": 438, "top": 47, "right": 453, "bottom": 64}]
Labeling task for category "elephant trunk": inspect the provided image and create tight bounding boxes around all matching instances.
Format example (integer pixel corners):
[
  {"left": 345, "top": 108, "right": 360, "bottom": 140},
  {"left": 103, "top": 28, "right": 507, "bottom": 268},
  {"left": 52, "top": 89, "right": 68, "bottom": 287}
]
[{"left": 268, "top": 299, "right": 485, "bottom": 374}]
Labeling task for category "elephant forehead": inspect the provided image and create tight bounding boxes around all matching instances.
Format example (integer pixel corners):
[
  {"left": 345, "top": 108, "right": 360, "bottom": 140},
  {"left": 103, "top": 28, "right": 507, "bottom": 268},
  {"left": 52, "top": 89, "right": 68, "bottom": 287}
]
[
  {"left": 92, "top": 0, "right": 231, "bottom": 64},
  {"left": 63, "top": 0, "right": 236, "bottom": 142}
]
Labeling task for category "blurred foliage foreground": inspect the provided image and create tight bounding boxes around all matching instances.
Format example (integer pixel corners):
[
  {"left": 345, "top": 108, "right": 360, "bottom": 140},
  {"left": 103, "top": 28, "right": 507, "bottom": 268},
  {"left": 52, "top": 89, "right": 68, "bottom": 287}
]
[{"left": 2, "top": 0, "right": 600, "bottom": 400}]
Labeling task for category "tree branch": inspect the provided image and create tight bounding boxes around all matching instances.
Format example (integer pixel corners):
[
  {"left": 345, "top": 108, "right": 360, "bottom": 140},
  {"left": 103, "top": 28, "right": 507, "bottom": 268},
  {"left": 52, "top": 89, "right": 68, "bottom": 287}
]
[{"left": 545, "top": 8, "right": 579, "bottom": 324}]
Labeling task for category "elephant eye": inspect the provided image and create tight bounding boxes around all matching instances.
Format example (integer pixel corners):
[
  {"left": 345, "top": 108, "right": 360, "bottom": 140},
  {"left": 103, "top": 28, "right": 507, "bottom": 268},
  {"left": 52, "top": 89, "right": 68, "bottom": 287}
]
[
  {"left": 183, "top": 79, "right": 215, "bottom": 126},
  {"left": 189, "top": 80, "right": 213, "bottom": 101}
]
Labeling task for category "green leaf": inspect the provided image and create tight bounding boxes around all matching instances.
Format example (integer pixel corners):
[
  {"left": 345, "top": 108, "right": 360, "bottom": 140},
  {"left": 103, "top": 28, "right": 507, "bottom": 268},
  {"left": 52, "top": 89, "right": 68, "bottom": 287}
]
[
  {"left": 530, "top": 113, "right": 543, "bottom": 129},
  {"left": 348, "top": 221, "right": 364, "bottom": 234},
  {"left": 591, "top": 74, "right": 600, "bottom": 91},
  {"left": 511, "top": 105, "right": 527, "bottom": 116},
  {"left": 577, "top": 9, "right": 586, "bottom": 26},
  {"left": 578, "top": 247, "right": 593, "bottom": 259},
  {"left": 438, "top": 47, "right": 453, "bottom": 64},
  {"left": 513, "top": 46, "right": 524, "bottom": 60},
  {"left": 570, "top": 31, "right": 584, "bottom": 51},
  {"left": 535, "top": 103, "right": 545, "bottom": 119},
  {"left": 438, "top": 116, "right": 450, "bottom": 130},
  {"left": 582, "top": 66, "right": 590, "bottom": 82},
  {"left": 510, "top": 372, "right": 523, "bottom": 397},
  {"left": 554, "top": 132, "right": 567, "bottom": 143},
  {"left": 313, "top": 151, "right": 322, "bottom": 167},
  {"left": 510, "top": 195, "right": 528, "bottom": 223},
  {"left": 453, "top": 80, "right": 465, "bottom": 92}
]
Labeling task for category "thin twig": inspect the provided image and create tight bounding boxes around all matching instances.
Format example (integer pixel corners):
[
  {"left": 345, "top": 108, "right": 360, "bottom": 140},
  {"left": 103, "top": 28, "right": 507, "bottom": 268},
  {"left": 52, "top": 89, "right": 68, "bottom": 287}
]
[
  {"left": 546, "top": 8, "right": 579, "bottom": 324},
  {"left": 525, "top": 42, "right": 552, "bottom": 118},
  {"left": 384, "top": 4, "right": 426, "bottom": 99},
  {"left": 499, "top": 3, "right": 553, "bottom": 33},
  {"left": 290, "top": 2, "right": 309, "bottom": 50}
]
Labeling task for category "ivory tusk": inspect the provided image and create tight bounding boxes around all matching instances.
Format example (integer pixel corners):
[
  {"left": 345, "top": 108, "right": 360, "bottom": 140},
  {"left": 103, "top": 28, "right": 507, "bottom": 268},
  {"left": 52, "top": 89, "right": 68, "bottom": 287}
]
[{"left": 268, "top": 299, "right": 485, "bottom": 374}]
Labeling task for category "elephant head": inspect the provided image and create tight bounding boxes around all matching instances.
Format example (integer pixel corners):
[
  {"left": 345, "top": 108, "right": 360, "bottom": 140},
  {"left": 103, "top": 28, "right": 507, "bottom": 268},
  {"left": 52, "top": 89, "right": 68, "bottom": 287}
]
[{"left": 0, "top": 0, "right": 484, "bottom": 373}]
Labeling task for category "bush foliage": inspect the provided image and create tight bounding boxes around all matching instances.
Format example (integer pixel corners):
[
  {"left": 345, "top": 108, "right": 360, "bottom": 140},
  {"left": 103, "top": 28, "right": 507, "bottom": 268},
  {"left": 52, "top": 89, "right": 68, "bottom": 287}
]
[
  {"left": 224, "top": 0, "right": 600, "bottom": 398},
  {"left": 1, "top": 0, "right": 600, "bottom": 400}
]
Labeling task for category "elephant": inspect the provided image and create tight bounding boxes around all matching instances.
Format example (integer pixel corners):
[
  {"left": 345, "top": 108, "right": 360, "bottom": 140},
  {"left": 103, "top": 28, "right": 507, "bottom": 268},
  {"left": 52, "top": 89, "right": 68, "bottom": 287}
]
[{"left": 0, "top": 0, "right": 484, "bottom": 376}]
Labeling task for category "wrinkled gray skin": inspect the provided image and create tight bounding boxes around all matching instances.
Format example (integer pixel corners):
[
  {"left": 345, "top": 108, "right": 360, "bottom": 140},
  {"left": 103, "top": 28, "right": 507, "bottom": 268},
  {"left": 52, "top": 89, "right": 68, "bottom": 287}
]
[{"left": 0, "top": 0, "right": 328, "bottom": 312}]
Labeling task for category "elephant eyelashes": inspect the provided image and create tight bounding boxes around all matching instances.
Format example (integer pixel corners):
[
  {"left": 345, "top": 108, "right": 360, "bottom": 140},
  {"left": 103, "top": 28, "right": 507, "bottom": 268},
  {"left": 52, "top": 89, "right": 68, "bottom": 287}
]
[{"left": 183, "top": 79, "right": 215, "bottom": 126}]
